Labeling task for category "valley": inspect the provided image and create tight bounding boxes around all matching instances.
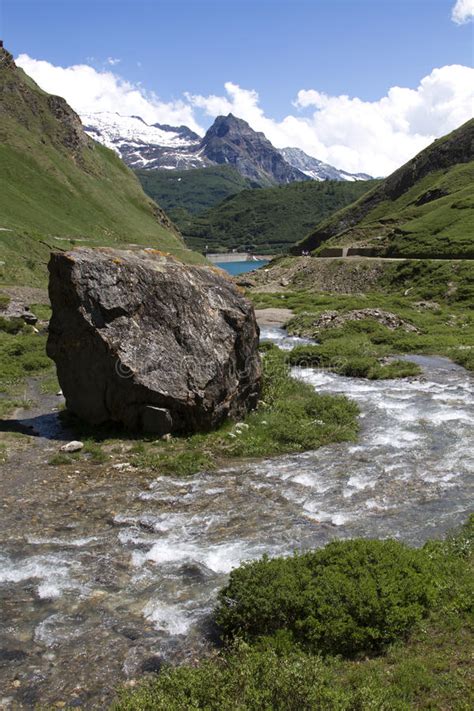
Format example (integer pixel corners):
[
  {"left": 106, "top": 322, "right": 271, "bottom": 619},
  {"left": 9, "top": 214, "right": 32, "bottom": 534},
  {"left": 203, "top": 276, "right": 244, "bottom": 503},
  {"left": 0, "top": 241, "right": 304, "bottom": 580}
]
[{"left": 0, "top": 15, "right": 473, "bottom": 711}]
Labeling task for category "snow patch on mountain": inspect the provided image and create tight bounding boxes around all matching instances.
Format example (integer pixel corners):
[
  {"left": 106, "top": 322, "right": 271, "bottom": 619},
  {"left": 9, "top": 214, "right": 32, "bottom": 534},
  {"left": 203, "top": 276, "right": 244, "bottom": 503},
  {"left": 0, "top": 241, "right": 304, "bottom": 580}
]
[
  {"left": 81, "top": 112, "right": 204, "bottom": 169},
  {"left": 280, "top": 147, "right": 372, "bottom": 182}
]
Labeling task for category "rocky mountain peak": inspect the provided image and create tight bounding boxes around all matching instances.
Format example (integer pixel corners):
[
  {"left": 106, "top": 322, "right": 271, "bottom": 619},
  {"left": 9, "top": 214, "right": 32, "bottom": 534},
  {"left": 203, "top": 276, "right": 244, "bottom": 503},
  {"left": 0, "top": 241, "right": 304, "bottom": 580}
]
[{"left": 199, "top": 114, "right": 308, "bottom": 185}]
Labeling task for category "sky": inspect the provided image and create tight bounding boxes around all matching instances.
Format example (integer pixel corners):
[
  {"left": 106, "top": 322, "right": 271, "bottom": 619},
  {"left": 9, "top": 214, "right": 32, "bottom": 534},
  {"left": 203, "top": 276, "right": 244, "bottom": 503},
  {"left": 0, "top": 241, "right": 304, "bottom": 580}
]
[{"left": 1, "top": 0, "right": 473, "bottom": 175}]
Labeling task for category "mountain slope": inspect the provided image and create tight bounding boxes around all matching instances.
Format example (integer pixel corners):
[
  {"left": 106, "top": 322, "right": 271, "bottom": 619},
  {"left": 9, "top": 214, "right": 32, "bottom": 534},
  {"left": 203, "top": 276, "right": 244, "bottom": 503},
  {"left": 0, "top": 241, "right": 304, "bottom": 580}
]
[
  {"left": 179, "top": 179, "right": 376, "bottom": 254},
  {"left": 293, "top": 119, "right": 474, "bottom": 258},
  {"left": 136, "top": 165, "right": 256, "bottom": 220},
  {"left": 280, "top": 147, "right": 373, "bottom": 182},
  {"left": 0, "top": 45, "right": 201, "bottom": 286}
]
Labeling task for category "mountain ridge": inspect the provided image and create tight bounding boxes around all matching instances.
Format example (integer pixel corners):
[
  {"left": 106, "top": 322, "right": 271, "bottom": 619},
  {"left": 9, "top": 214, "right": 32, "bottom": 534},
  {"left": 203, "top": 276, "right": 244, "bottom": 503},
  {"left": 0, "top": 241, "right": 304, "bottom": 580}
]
[
  {"left": 177, "top": 179, "right": 376, "bottom": 254},
  {"left": 280, "top": 147, "right": 373, "bottom": 182},
  {"left": 82, "top": 111, "right": 372, "bottom": 186},
  {"left": 293, "top": 118, "right": 474, "bottom": 259}
]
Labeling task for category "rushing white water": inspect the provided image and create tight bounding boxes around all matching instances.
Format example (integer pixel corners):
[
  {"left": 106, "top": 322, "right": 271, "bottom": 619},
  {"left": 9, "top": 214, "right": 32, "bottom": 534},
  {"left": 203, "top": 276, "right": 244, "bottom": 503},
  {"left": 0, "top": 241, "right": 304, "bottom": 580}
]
[{"left": 0, "top": 329, "right": 473, "bottom": 707}]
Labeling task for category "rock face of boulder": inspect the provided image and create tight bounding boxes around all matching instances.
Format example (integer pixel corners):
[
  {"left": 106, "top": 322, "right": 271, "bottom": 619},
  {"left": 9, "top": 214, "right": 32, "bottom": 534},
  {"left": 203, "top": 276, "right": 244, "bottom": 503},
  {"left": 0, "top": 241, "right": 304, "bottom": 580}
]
[{"left": 47, "top": 248, "right": 261, "bottom": 434}]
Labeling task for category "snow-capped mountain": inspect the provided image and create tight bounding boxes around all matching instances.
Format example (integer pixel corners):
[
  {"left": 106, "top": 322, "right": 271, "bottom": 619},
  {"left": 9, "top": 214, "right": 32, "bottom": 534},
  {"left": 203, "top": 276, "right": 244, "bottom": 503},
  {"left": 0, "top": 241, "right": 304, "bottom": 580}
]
[
  {"left": 81, "top": 112, "right": 368, "bottom": 184},
  {"left": 82, "top": 112, "right": 308, "bottom": 184},
  {"left": 280, "top": 147, "right": 373, "bottom": 182},
  {"left": 81, "top": 112, "right": 206, "bottom": 169}
]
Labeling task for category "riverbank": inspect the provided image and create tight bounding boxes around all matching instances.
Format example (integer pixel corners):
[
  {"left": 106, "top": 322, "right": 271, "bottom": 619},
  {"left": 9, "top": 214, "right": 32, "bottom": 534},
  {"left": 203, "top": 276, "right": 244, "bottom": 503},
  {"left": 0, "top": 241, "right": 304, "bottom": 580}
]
[
  {"left": 0, "top": 338, "right": 472, "bottom": 708},
  {"left": 115, "top": 514, "right": 474, "bottom": 710},
  {"left": 1, "top": 273, "right": 473, "bottom": 708}
]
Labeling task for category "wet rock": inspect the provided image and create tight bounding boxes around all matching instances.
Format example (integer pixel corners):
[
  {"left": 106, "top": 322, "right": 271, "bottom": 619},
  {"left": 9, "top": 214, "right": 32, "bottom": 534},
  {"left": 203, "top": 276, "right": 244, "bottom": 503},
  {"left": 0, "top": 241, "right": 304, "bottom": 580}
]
[
  {"left": 60, "top": 441, "right": 84, "bottom": 453},
  {"left": 21, "top": 307, "right": 38, "bottom": 325},
  {"left": 140, "top": 656, "right": 164, "bottom": 675},
  {"left": 47, "top": 248, "right": 261, "bottom": 433},
  {"left": 114, "top": 626, "right": 141, "bottom": 641},
  {"left": 0, "top": 649, "right": 27, "bottom": 664}
]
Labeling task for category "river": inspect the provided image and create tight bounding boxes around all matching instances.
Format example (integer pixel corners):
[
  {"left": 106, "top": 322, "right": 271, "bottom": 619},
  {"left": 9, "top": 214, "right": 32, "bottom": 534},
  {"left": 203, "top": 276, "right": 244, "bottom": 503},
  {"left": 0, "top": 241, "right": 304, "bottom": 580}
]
[{"left": 0, "top": 327, "right": 473, "bottom": 708}]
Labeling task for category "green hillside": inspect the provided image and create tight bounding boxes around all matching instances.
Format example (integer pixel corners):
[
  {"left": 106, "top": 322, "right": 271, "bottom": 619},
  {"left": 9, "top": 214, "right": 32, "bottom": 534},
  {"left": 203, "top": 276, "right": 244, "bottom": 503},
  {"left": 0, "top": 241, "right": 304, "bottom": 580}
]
[
  {"left": 178, "top": 179, "right": 376, "bottom": 254},
  {"left": 293, "top": 119, "right": 474, "bottom": 259},
  {"left": 136, "top": 165, "right": 256, "bottom": 222},
  {"left": 0, "top": 46, "right": 202, "bottom": 287}
]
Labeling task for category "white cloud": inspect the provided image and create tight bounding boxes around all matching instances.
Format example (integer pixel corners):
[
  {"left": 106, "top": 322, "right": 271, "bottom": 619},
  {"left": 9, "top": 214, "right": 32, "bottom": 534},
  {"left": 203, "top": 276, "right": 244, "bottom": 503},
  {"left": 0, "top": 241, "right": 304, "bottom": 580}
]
[
  {"left": 15, "top": 54, "right": 204, "bottom": 133},
  {"left": 451, "top": 0, "right": 474, "bottom": 23},
  {"left": 106, "top": 57, "right": 121, "bottom": 66},
  {"left": 189, "top": 66, "right": 474, "bottom": 176},
  {"left": 15, "top": 54, "right": 474, "bottom": 176}
]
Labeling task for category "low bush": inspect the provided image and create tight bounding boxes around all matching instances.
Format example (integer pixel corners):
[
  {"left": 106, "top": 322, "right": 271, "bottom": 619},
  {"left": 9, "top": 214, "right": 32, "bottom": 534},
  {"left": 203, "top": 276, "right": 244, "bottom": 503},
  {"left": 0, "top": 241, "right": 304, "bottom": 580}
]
[
  {"left": 216, "top": 538, "right": 435, "bottom": 657},
  {"left": 113, "top": 642, "right": 349, "bottom": 711},
  {"left": 113, "top": 517, "right": 473, "bottom": 710},
  {"left": 0, "top": 315, "right": 27, "bottom": 334}
]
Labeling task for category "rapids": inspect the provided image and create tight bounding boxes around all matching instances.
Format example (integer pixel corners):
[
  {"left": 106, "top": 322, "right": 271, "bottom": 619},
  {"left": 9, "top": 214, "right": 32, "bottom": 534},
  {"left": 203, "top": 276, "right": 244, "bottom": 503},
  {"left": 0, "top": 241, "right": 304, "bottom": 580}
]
[{"left": 0, "top": 328, "right": 472, "bottom": 708}]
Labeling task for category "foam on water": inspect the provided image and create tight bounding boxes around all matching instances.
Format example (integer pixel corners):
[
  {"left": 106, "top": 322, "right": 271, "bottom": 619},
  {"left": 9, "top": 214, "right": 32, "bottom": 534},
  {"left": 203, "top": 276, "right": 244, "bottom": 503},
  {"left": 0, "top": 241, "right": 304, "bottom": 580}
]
[
  {"left": 142, "top": 600, "right": 196, "bottom": 636},
  {"left": 0, "top": 553, "right": 79, "bottom": 599},
  {"left": 1, "top": 337, "right": 472, "bottom": 705},
  {"left": 259, "top": 326, "right": 315, "bottom": 351}
]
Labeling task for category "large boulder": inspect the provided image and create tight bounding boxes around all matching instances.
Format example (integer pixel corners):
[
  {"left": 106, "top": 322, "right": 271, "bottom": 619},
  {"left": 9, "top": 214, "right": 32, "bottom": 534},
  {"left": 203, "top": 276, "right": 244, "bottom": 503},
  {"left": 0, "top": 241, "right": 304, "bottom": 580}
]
[{"left": 47, "top": 248, "right": 262, "bottom": 434}]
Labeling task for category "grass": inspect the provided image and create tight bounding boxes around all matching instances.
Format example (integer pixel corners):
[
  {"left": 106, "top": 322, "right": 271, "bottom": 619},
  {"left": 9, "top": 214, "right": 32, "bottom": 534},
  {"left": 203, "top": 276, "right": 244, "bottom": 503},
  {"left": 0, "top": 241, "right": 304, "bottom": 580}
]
[
  {"left": 178, "top": 179, "right": 376, "bottom": 255},
  {"left": 0, "top": 330, "right": 51, "bottom": 387},
  {"left": 48, "top": 452, "right": 80, "bottom": 466},
  {"left": 113, "top": 515, "right": 474, "bottom": 711},
  {"left": 61, "top": 347, "right": 359, "bottom": 476},
  {"left": 0, "top": 306, "right": 54, "bottom": 416},
  {"left": 288, "top": 341, "right": 422, "bottom": 379},
  {"left": 294, "top": 119, "right": 474, "bottom": 258},
  {"left": 252, "top": 284, "right": 474, "bottom": 373}
]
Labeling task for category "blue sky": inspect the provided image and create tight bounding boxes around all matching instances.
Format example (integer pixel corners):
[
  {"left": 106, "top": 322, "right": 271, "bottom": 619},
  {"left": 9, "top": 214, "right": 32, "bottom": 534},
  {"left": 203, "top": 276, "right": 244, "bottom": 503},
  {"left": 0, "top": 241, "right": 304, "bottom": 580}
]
[
  {"left": 2, "top": 0, "right": 472, "bottom": 116},
  {"left": 2, "top": 0, "right": 473, "bottom": 174}
]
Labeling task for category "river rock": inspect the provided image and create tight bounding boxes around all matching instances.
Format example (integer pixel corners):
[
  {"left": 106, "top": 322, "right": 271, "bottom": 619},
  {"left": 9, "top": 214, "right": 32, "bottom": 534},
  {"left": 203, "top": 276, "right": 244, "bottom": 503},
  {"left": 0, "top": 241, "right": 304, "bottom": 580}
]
[
  {"left": 305, "top": 308, "right": 420, "bottom": 333},
  {"left": 47, "top": 248, "right": 261, "bottom": 434},
  {"left": 60, "top": 441, "right": 84, "bottom": 453}
]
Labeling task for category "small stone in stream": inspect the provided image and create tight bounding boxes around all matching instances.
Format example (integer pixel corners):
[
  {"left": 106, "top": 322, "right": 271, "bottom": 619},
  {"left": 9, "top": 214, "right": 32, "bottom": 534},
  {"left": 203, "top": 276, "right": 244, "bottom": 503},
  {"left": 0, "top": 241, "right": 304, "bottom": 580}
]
[
  {"left": 60, "top": 441, "right": 84, "bottom": 453},
  {"left": 140, "top": 656, "right": 164, "bottom": 675},
  {"left": 56, "top": 390, "right": 63, "bottom": 396},
  {"left": 0, "top": 649, "right": 27, "bottom": 662}
]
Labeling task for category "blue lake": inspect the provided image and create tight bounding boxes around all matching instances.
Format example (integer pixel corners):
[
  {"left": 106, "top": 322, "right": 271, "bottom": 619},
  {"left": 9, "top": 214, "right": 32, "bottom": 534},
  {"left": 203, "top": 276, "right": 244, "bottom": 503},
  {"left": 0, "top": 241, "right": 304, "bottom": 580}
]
[{"left": 215, "top": 259, "right": 269, "bottom": 275}]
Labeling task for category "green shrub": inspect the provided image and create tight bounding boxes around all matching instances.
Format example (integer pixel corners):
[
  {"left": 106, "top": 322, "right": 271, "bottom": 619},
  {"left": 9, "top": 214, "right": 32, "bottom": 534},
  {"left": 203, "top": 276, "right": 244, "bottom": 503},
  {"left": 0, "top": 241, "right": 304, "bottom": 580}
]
[
  {"left": 216, "top": 539, "right": 435, "bottom": 657},
  {"left": 0, "top": 315, "right": 27, "bottom": 334},
  {"left": 114, "top": 517, "right": 473, "bottom": 711},
  {"left": 113, "top": 642, "right": 349, "bottom": 711}
]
